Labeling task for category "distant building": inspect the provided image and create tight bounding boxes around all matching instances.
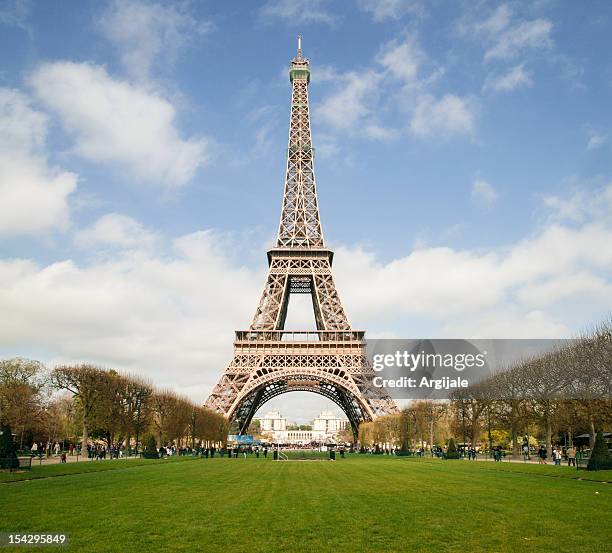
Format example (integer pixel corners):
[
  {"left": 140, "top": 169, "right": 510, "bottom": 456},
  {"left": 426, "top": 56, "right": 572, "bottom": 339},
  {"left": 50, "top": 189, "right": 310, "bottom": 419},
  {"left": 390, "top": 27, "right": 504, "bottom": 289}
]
[
  {"left": 257, "top": 410, "right": 349, "bottom": 444},
  {"left": 313, "top": 410, "right": 349, "bottom": 434},
  {"left": 260, "top": 410, "right": 287, "bottom": 432}
]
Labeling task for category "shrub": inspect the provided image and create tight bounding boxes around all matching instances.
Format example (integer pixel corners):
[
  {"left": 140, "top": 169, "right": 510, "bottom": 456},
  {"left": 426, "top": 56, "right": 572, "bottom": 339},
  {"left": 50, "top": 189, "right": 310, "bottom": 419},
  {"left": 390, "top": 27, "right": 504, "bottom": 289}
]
[
  {"left": 587, "top": 431, "right": 612, "bottom": 471},
  {"left": 446, "top": 437, "right": 461, "bottom": 460},
  {"left": 397, "top": 440, "right": 411, "bottom": 456},
  {"left": 0, "top": 424, "right": 19, "bottom": 470},
  {"left": 143, "top": 435, "right": 159, "bottom": 459}
]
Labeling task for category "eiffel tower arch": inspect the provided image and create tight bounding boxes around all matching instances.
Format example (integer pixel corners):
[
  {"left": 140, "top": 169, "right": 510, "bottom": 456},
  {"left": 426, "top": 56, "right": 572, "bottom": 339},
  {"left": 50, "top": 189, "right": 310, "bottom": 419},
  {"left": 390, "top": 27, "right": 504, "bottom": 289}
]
[{"left": 205, "top": 37, "right": 398, "bottom": 438}]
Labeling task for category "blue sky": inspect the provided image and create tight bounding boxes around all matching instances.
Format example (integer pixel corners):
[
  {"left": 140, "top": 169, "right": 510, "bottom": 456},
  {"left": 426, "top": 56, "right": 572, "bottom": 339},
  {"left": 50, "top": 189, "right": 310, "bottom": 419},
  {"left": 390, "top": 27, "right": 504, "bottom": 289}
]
[{"left": 1, "top": 0, "right": 611, "bottom": 420}]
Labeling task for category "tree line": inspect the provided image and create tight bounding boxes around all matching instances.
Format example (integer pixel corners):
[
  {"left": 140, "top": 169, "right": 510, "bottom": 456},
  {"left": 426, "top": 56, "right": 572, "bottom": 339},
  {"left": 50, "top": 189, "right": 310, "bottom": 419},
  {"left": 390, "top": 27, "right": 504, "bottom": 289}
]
[
  {"left": 359, "top": 321, "right": 611, "bottom": 456},
  {"left": 0, "top": 360, "right": 227, "bottom": 453}
]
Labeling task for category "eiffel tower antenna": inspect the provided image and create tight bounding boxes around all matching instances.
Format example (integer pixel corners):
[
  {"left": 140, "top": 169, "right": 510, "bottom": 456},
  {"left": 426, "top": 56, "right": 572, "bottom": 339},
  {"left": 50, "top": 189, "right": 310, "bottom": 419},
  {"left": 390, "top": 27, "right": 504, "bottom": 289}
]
[{"left": 205, "top": 39, "right": 398, "bottom": 439}]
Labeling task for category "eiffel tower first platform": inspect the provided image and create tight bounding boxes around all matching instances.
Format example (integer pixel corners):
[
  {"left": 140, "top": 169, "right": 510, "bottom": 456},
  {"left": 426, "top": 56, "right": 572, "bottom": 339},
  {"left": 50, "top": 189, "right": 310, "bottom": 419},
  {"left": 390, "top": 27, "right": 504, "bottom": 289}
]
[{"left": 205, "top": 37, "right": 398, "bottom": 437}]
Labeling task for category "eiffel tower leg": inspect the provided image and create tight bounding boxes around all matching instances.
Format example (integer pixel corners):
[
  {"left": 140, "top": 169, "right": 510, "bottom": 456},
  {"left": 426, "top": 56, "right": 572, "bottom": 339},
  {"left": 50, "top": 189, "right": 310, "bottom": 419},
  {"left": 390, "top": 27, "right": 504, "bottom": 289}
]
[
  {"left": 312, "top": 265, "right": 351, "bottom": 331},
  {"left": 251, "top": 271, "right": 289, "bottom": 331}
]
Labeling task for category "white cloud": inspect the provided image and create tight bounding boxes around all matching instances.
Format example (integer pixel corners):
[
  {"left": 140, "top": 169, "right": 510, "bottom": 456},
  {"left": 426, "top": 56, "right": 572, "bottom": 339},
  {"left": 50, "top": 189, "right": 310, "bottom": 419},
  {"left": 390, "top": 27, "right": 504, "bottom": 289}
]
[
  {"left": 316, "top": 34, "right": 469, "bottom": 143},
  {"left": 260, "top": 0, "right": 335, "bottom": 25},
  {"left": 74, "top": 213, "right": 158, "bottom": 250},
  {"left": 358, "top": 0, "right": 423, "bottom": 22},
  {"left": 29, "top": 62, "right": 208, "bottom": 188},
  {"left": 0, "top": 0, "right": 31, "bottom": 33},
  {"left": 587, "top": 132, "right": 607, "bottom": 150},
  {"left": 0, "top": 88, "right": 76, "bottom": 237},
  {"left": 470, "top": 4, "right": 512, "bottom": 35},
  {"left": 377, "top": 35, "right": 424, "bottom": 85},
  {"left": 315, "top": 70, "right": 382, "bottom": 131},
  {"left": 484, "top": 64, "right": 533, "bottom": 92},
  {"left": 315, "top": 35, "right": 428, "bottom": 138},
  {"left": 334, "top": 222, "right": 612, "bottom": 337},
  {"left": 364, "top": 123, "right": 400, "bottom": 141},
  {"left": 410, "top": 94, "right": 475, "bottom": 138},
  {"left": 516, "top": 272, "right": 612, "bottom": 307},
  {"left": 98, "top": 0, "right": 211, "bottom": 82},
  {"left": 0, "top": 230, "right": 263, "bottom": 401},
  {"left": 459, "top": 5, "right": 553, "bottom": 63},
  {"left": 313, "top": 64, "right": 341, "bottom": 83},
  {"left": 471, "top": 179, "right": 498, "bottom": 205},
  {"left": 314, "top": 133, "right": 340, "bottom": 159},
  {"left": 0, "top": 87, "right": 46, "bottom": 149},
  {"left": 485, "top": 18, "right": 553, "bottom": 61},
  {"left": 542, "top": 184, "right": 612, "bottom": 224}
]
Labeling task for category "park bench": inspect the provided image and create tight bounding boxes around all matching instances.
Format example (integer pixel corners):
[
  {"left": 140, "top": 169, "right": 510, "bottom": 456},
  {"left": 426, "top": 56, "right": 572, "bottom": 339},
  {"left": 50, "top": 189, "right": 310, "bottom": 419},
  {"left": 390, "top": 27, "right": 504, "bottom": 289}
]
[
  {"left": 576, "top": 457, "right": 589, "bottom": 470},
  {"left": 18, "top": 457, "right": 32, "bottom": 470}
]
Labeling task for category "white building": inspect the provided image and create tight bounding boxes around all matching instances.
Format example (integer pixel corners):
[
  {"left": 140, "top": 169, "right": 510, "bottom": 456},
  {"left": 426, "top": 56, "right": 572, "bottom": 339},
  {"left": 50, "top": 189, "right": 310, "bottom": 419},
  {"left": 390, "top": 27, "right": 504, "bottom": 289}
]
[
  {"left": 257, "top": 410, "right": 349, "bottom": 444},
  {"left": 260, "top": 410, "right": 286, "bottom": 432},
  {"left": 313, "top": 411, "right": 349, "bottom": 434}
]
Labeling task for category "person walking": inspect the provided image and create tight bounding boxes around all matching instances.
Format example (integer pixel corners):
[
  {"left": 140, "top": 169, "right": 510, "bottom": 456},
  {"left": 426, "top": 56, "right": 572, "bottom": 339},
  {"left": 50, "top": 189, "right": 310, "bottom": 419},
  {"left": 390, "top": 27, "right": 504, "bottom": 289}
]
[
  {"left": 538, "top": 445, "right": 547, "bottom": 464},
  {"left": 30, "top": 442, "right": 38, "bottom": 457},
  {"left": 567, "top": 446, "right": 576, "bottom": 467}
]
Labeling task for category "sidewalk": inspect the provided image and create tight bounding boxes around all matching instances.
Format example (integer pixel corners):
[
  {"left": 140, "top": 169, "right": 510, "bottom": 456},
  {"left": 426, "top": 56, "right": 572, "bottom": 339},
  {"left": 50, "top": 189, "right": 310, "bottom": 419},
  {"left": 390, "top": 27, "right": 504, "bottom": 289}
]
[
  {"left": 23, "top": 453, "right": 140, "bottom": 466},
  {"left": 469, "top": 456, "right": 576, "bottom": 466}
]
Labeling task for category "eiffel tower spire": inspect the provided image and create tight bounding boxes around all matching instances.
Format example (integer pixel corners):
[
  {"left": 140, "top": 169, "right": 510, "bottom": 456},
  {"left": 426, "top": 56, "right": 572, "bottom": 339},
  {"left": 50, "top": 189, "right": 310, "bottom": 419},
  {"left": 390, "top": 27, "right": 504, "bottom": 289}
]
[
  {"left": 277, "top": 35, "right": 324, "bottom": 249},
  {"left": 205, "top": 39, "right": 398, "bottom": 437}
]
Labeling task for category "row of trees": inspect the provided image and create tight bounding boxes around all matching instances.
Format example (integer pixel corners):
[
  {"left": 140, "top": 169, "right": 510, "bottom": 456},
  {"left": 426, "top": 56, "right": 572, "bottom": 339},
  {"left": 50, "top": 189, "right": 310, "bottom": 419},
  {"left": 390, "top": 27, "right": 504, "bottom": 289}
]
[
  {"left": 0, "top": 359, "right": 227, "bottom": 452},
  {"left": 451, "top": 322, "right": 611, "bottom": 456},
  {"left": 358, "top": 402, "right": 451, "bottom": 451},
  {"left": 359, "top": 322, "right": 611, "bottom": 456}
]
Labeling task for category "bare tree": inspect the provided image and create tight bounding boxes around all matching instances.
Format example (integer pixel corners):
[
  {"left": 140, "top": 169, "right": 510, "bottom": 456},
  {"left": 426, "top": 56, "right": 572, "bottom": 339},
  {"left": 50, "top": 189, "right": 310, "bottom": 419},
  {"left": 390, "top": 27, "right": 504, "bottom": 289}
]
[
  {"left": 0, "top": 358, "right": 47, "bottom": 447},
  {"left": 51, "top": 364, "right": 110, "bottom": 453},
  {"left": 122, "top": 374, "right": 153, "bottom": 454}
]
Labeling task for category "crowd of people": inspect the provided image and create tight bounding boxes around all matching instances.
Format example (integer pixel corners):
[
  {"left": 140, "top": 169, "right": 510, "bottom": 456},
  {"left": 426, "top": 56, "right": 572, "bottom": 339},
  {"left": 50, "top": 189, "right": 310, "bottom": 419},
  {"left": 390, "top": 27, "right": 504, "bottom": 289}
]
[
  {"left": 535, "top": 445, "right": 577, "bottom": 466},
  {"left": 26, "top": 438, "right": 589, "bottom": 468}
]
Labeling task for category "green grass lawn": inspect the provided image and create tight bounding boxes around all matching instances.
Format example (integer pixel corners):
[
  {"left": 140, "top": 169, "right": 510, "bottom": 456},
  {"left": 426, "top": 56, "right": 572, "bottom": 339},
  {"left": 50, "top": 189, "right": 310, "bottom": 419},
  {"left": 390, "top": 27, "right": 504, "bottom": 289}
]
[{"left": 1, "top": 455, "right": 610, "bottom": 552}]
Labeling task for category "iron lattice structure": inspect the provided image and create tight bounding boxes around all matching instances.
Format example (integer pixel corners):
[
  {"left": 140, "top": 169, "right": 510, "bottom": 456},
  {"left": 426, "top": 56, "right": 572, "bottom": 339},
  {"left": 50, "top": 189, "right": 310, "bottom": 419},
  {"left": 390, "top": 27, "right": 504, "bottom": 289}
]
[{"left": 205, "top": 38, "right": 398, "bottom": 437}]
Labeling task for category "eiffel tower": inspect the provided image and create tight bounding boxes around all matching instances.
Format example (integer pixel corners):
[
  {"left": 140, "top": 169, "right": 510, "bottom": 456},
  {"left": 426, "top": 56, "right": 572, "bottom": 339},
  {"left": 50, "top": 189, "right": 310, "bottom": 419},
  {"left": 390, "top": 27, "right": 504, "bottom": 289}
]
[{"left": 205, "top": 37, "right": 398, "bottom": 437}]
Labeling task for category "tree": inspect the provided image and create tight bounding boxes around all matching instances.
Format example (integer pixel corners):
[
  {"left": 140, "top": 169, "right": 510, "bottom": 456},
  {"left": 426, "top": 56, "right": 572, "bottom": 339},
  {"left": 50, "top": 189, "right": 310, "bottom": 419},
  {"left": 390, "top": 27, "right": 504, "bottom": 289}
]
[
  {"left": 0, "top": 358, "right": 47, "bottom": 449},
  {"left": 0, "top": 423, "right": 19, "bottom": 469},
  {"left": 487, "top": 368, "right": 528, "bottom": 456},
  {"left": 123, "top": 375, "right": 153, "bottom": 454},
  {"left": 514, "top": 349, "right": 567, "bottom": 458},
  {"left": 358, "top": 421, "right": 374, "bottom": 449},
  {"left": 51, "top": 365, "right": 110, "bottom": 453},
  {"left": 40, "top": 395, "right": 78, "bottom": 451},
  {"left": 446, "top": 437, "right": 460, "bottom": 459},
  {"left": 151, "top": 391, "right": 191, "bottom": 447},
  {"left": 92, "top": 370, "right": 127, "bottom": 448},
  {"left": 451, "top": 383, "right": 491, "bottom": 448},
  {"left": 413, "top": 401, "right": 447, "bottom": 451},
  {"left": 143, "top": 435, "right": 159, "bottom": 459},
  {"left": 567, "top": 327, "right": 611, "bottom": 447},
  {"left": 587, "top": 431, "right": 612, "bottom": 471}
]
